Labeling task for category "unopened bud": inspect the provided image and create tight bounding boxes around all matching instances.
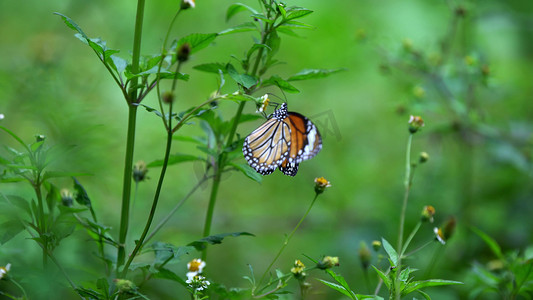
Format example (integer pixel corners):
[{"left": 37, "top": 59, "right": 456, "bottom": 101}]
[
  {"left": 133, "top": 160, "right": 148, "bottom": 183},
  {"left": 419, "top": 152, "right": 429, "bottom": 163},
  {"left": 421, "top": 205, "right": 435, "bottom": 223},
  {"left": 317, "top": 256, "right": 339, "bottom": 270},
  {"left": 114, "top": 279, "right": 136, "bottom": 294},
  {"left": 177, "top": 43, "right": 191, "bottom": 62},
  {"left": 314, "top": 177, "right": 332, "bottom": 194},
  {"left": 180, "top": 0, "right": 195, "bottom": 9},
  {"left": 359, "top": 242, "right": 371, "bottom": 270},
  {"left": 35, "top": 134, "right": 46, "bottom": 142},
  {"left": 162, "top": 91, "right": 174, "bottom": 104},
  {"left": 60, "top": 189, "right": 74, "bottom": 207},
  {"left": 372, "top": 240, "right": 382, "bottom": 252}
]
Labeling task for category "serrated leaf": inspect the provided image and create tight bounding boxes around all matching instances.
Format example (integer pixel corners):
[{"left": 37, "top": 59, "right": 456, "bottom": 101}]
[
  {"left": 193, "top": 62, "right": 227, "bottom": 74},
  {"left": 403, "top": 279, "right": 463, "bottom": 295},
  {"left": 73, "top": 177, "right": 91, "bottom": 207},
  {"left": 226, "top": 63, "right": 257, "bottom": 89},
  {"left": 151, "top": 242, "right": 195, "bottom": 264},
  {"left": 382, "top": 237, "right": 398, "bottom": 266},
  {"left": 262, "top": 75, "right": 299, "bottom": 93},
  {"left": 220, "top": 22, "right": 258, "bottom": 36},
  {"left": 372, "top": 265, "right": 391, "bottom": 289},
  {"left": 288, "top": 68, "right": 345, "bottom": 81},
  {"left": 229, "top": 163, "right": 262, "bottom": 183},
  {"left": 147, "top": 154, "right": 202, "bottom": 168},
  {"left": 226, "top": 3, "right": 258, "bottom": 21},
  {"left": 54, "top": 13, "right": 89, "bottom": 39},
  {"left": 188, "top": 232, "right": 254, "bottom": 251},
  {"left": 177, "top": 33, "right": 218, "bottom": 54},
  {"left": 471, "top": 227, "right": 503, "bottom": 260}
]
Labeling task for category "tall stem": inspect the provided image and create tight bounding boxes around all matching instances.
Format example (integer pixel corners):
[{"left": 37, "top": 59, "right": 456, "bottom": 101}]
[
  {"left": 116, "top": 0, "right": 145, "bottom": 271},
  {"left": 34, "top": 179, "right": 48, "bottom": 268},
  {"left": 395, "top": 133, "right": 413, "bottom": 300},
  {"left": 256, "top": 194, "right": 319, "bottom": 292}
]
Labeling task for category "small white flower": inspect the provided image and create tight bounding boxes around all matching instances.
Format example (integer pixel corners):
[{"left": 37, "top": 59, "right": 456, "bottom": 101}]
[
  {"left": 186, "top": 275, "right": 210, "bottom": 292},
  {"left": 186, "top": 258, "right": 206, "bottom": 280},
  {"left": 0, "top": 263, "right": 11, "bottom": 280},
  {"left": 182, "top": 0, "right": 195, "bottom": 8},
  {"left": 0, "top": 113, "right": 4, "bottom": 120},
  {"left": 256, "top": 94, "right": 270, "bottom": 113},
  {"left": 434, "top": 227, "right": 446, "bottom": 245}
]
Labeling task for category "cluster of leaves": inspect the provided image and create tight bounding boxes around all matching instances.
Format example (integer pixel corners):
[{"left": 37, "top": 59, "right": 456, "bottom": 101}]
[{"left": 467, "top": 228, "right": 533, "bottom": 299}]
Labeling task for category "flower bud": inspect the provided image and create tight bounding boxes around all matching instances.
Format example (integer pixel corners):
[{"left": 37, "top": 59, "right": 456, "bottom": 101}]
[
  {"left": 181, "top": 0, "right": 195, "bottom": 9},
  {"left": 0, "top": 263, "right": 11, "bottom": 280},
  {"left": 419, "top": 152, "right": 429, "bottom": 163},
  {"left": 358, "top": 242, "right": 371, "bottom": 270},
  {"left": 60, "top": 188, "right": 74, "bottom": 207},
  {"left": 314, "top": 177, "right": 331, "bottom": 194},
  {"left": 317, "top": 256, "right": 339, "bottom": 270},
  {"left": 177, "top": 43, "right": 191, "bottom": 62},
  {"left": 413, "top": 85, "right": 425, "bottom": 99},
  {"left": 35, "top": 134, "right": 46, "bottom": 142},
  {"left": 421, "top": 205, "right": 435, "bottom": 223},
  {"left": 133, "top": 160, "right": 148, "bottom": 183},
  {"left": 162, "top": 91, "right": 174, "bottom": 104},
  {"left": 114, "top": 279, "right": 136, "bottom": 293},
  {"left": 408, "top": 115, "right": 425, "bottom": 133},
  {"left": 434, "top": 216, "right": 456, "bottom": 245},
  {"left": 372, "top": 240, "right": 382, "bottom": 252}
]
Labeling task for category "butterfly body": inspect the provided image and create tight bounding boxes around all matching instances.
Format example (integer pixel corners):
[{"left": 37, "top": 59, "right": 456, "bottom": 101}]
[{"left": 243, "top": 103, "right": 322, "bottom": 176}]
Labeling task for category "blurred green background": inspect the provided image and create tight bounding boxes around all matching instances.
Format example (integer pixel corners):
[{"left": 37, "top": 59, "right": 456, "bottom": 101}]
[{"left": 1, "top": 0, "right": 532, "bottom": 299}]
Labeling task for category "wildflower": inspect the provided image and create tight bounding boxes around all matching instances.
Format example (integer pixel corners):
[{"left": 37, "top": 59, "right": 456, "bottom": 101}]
[
  {"left": 60, "top": 189, "right": 74, "bottom": 207},
  {"left": 421, "top": 205, "right": 435, "bottom": 223},
  {"left": 162, "top": 91, "right": 174, "bottom": 104},
  {"left": 359, "top": 242, "right": 371, "bottom": 270},
  {"left": 419, "top": 152, "right": 429, "bottom": 163},
  {"left": 314, "top": 177, "right": 331, "bottom": 194},
  {"left": 181, "top": 0, "right": 195, "bottom": 9},
  {"left": 133, "top": 160, "right": 148, "bottom": 183},
  {"left": 372, "top": 240, "right": 382, "bottom": 252},
  {"left": 291, "top": 259, "right": 306, "bottom": 278},
  {"left": 0, "top": 113, "right": 4, "bottom": 120},
  {"left": 408, "top": 115, "right": 425, "bottom": 133},
  {"left": 0, "top": 263, "right": 11, "bottom": 280},
  {"left": 317, "top": 256, "right": 339, "bottom": 270},
  {"left": 186, "top": 258, "right": 206, "bottom": 280},
  {"left": 177, "top": 43, "right": 191, "bottom": 62},
  {"left": 186, "top": 275, "right": 210, "bottom": 292},
  {"left": 113, "top": 279, "right": 136, "bottom": 293},
  {"left": 434, "top": 217, "right": 456, "bottom": 245},
  {"left": 256, "top": 94, "right": 270, "bottom": 113}
]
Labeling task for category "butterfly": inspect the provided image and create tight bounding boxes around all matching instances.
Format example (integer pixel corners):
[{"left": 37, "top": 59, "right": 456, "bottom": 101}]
[{"left": 242, "top": 103, "right": 322, "bottom": 176}]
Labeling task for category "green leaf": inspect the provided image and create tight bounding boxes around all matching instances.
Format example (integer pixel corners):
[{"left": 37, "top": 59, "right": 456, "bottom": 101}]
[
  {"left": 317, "top": 279, "right": 357, "bottom": 299},
  {"left": 96, "top": 278, "right": 110, "bottom": 299},
  {"left": 262, "top": 75, "right": 299, "bottom": 93},
  {"left": 226, "top": 63, "right": 257, "bottom": 89},
  {"left": 188, "top": 232, "right": 254, "bottom": 251},
  {"left": 382, "top": 237, "right": 398, "bottom": 266},
  {"left": 151, "top": 242, "right": 195, "bottom": 264},
  {"left": 416, "top": 290, "right": 431, "bottom": 300},
  {"left": 54, "top": 13, "right": 89, "bottom": 40},
  {"left": 285, "top": 7, "right": 313, "bottom": 21},
  {"left": 226, "top": 3, "right": 258, "bottom": 21},
  {"left": 193, "top": 62, "right": 227, "bottom": 74},
  {"left": 0, "top": 219, "right": 25, "bottom": 245},
  {"left": 72, "top": 177, "right": 91, "bottom": 207},
  {"left": 75, "top": 287, "right": 104, "bottom": 299},
  {"left": 147, "top": 154, "right": 202, "bottom": 168},
  {"left": 471, "top": 227, "right": 503, "bottom": 260},
  {"left": 228, "top": 163, "right": 262, "bottom": 183},
  {"left": 324, "top": 269, "right": 357, "bottom": 299},
  {"left": 0, "top": 126, "right": 30, "bottom": 152},
  {"left": 288, "top": 68, "right": 345, "bottom": 81},
  {"left": 219, "top": 22, "right": 258, "bottom": 35},
  {"left": 403, "top": 279, "right": 463, "bottom": 295},
  {"left": 222, "top": 93, "right": 257, "bottom": 103},
  {"left": 152, "top": 267, "right": 188, "bottom": 287},
  {"left": 372, "top": 265, "right": 391, "bottom": 289},
  {"left": 251, "top": 13, "right": 274, "bottom": 23},
  {"left": 45, "top": 183, "right": 60, "bottom": 213},
  {"left": 177, "top": 33, "right": 218, "bottom": 54},
  {"left": 110, "top": 55, "right": 127, "bottom": 74},
  {"left": 2, "top": 195, "right": 31, "bottom": 217},
  {"left": 356, "top": 295, "right": 385, "bottom": 300}
]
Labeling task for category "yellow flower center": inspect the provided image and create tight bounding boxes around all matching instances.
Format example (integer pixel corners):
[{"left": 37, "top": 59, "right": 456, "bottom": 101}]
[{"left": 188, "top": 259, "right": 202, "bottom": 272}]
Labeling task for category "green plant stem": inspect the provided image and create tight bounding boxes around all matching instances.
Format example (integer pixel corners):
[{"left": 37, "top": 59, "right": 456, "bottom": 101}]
[
  {"left": 256, "top": 193, "right": 319, "bottom": 293},
  {"left": 401, "top": 221, "right": 421, "bottom": 257},
  {"left": 116, "top": 0, "right": 145, "bottom": 272},
  {"left": 117, "top": 104, "right": 139, "bottom": 271},
  {"left": 33, "top": 180, "right": 48, "bottom": 268},
  {"left": 395, "top": 133, "right": 413, "bottom": 300}
]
